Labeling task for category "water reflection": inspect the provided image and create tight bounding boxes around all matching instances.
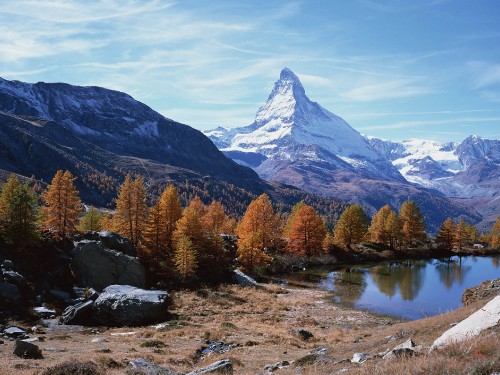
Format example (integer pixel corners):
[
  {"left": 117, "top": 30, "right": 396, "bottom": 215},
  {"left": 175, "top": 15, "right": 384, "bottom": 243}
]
[
  {"left": 321, "top": 268, "right": 366, "bottom": 303},
  {"left": 435, "top": 259, "right": 471, "bottom": 289},
  {"left": 370, "top": 261, "right": 426, "bottom": 301},
  {"left": 319, "top": 255, "right": 500, "bottom": 320}
]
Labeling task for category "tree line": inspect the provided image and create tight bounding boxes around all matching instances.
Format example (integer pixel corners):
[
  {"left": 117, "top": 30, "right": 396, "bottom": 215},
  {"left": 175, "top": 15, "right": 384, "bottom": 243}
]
[{"left": 1, "top": 170, "right": 499, "bottom": 281}]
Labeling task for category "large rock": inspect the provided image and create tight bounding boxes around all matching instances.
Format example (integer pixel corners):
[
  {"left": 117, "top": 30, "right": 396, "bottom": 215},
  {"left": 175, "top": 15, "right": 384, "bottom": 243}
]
[
  {"left": 60, "top": 300, "right": 94, "bottom": 325},
  {"left": 92, "top": 285, "right": 170, "bottom": 327},
  {"left": 0, "top": 282, "right": 20, "bottom": 301},
  {"left": 98, "top": 231, "right": 136, "bottom": 256},
  {"left": 71, "top": 241, "right": 145, "bottom": 291},
  {"left": 432, "top": 295, "right": 500, "bottom": 349}
]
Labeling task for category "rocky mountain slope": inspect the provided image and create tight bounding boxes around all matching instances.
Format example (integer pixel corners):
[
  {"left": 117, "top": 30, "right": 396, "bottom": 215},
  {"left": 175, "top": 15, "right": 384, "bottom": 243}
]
[
  {"left": 206, "top": 68, "right": 481, "bottom": 232},
  {"left": 0, "top": 77, "right": 346, "bottom": 220},
  {"left": 368, "top": 136, "right": 500, "bottom": 229}
]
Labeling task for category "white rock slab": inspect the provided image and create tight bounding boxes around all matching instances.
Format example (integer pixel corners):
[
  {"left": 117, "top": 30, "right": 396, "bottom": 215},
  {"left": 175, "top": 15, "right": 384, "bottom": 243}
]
[{"left": 432, "top": 295, "right": 500, "bottom": 349}]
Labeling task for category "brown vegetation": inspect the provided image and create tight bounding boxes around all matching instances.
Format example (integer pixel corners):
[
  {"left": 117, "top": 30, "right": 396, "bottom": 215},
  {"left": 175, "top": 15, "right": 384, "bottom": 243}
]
[{"left": 0, "top": 283, "right": 498, "bottom": 375}]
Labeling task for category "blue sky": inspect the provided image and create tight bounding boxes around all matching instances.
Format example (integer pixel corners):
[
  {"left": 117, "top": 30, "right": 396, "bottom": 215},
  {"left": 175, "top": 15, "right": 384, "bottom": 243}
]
[{"left": 1, "top": 0, "right": 499, "bottom": 142}]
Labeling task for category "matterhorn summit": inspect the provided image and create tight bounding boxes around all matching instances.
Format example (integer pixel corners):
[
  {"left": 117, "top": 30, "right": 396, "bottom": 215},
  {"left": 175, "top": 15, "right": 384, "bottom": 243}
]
[{"left": 206, "top": 67, "right": 402, "bottom": 181}]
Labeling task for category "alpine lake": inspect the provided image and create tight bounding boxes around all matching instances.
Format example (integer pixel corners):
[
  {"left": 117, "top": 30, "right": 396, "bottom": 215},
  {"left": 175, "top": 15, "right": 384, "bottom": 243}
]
[{"left": 288, "top": 255, "right": 500, "bottom": 320}]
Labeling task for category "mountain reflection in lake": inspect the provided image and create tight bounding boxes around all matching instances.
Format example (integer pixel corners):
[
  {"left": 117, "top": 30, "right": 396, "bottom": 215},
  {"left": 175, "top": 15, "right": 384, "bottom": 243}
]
[{"left": 319, "top": 256, "right": 500, "bottom": 320}]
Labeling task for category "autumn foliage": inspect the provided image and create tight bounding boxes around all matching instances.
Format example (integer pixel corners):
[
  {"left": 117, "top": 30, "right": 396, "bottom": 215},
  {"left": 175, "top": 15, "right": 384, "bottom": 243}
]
[
  {"left": 286, "top": 204, "right": 327, "bottom": 256},
  {"left": 236, "top": 194, "right": 281, "bottom": 272},
  {"left": 42, "top": 170, "right": 82, "bottom": 239}
]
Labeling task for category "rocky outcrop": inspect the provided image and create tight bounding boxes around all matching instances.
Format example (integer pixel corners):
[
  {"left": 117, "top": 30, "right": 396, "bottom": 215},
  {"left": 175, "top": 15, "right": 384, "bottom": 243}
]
[
  {"left": 432, "top": 295, "right": 500, "bottom": 349},
  {"left": 70, "top": 241, "right": 146, "bottom": 291},
  {"left": 92, "top": 285, "right": 170, "bottom": 327},
  {"left": 462, "top": 278, "right": 500, "bottom": 305}
]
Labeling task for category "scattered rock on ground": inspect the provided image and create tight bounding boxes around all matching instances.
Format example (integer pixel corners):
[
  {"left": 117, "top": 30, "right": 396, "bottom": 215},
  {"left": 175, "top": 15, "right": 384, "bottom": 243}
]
[
  {"left": 129, "top": 358, "right": 179, "bottom": 375},
  {"left": 186, "top": 359, "right": 233, "bottom": 375},
  {"left": 351, "top": 352, "right": 371, "bottom": 363},
  {"left": 432, "top": 295, "right": 500, "bottom": 349},
  {"left": 13, "top": 339, "right": 43, "bottom": 359},
  {"left": 3, "top": 326, "right": 28, "bottom": 339},
  {"left": 264, "top": 360, "right": 290, "bottom": 373},
  {"left": 33, "top": 306, "right": 56, "bottom": 319},
  {"left": 232, "top": 269, "right": 258, "bottom": 287},
  {"left": 92, "top": 285, "right": 170, "bottom": 326},
  {"left": 292, "top": 328, "right": 314, "bottom": 341}
]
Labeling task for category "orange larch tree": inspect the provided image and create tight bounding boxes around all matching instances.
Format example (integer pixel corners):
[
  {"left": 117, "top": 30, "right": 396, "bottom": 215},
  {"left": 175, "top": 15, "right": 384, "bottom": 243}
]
[
  {"left": 236, "top": 194, "right": 282, "bottom": 272},
  {"left": 287, "top": 204, "right": 327, "bottom": 256},
  {"left": 42, "top": 170, "right": 82, "bottom": 239}
]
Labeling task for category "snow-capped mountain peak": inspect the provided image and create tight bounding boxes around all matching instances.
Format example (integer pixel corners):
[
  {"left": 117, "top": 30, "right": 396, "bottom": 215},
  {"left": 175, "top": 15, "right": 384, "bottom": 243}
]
[{"left": 206, "top": 67, "right": 404, "bottom": 182}]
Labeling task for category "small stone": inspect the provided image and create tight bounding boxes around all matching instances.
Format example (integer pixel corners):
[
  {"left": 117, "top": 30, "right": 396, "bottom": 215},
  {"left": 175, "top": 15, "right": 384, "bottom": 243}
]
[
  {"left": 34, "top": 306, "right": 57, "bottom": 319},
  {"left": 293, "top": 329, "right": 314, "bottom": 341},
  {"left": 96, "top": 347, "right": 111, "bottom": 353},
  {"left": 91, "top": 338, "right": 108, "bottom": 343},
  {"left": 351, "top": 352, "right": 371, "bottom": 363},
  {"left": 13, "top": 340, "right": 43, "bottom": 359},
  {"left": 44, "top": 346, "right": 67, "bottom": 352},
  {"left": 186, "top": 359, "right": 233, "bottom": 375},
  {"left": 3, "top": 327, "right": 28, "bottom": 338}
]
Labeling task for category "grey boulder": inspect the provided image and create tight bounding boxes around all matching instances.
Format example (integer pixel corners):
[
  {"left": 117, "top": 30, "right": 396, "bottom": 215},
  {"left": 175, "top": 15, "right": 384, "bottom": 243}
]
[
  {"left": 0, "top": 282, "right": 20, "bottom": 301},
  {"left": 92, "top": 285, "right": 170, "bottom": 327},
  {"left": 129, "top": 358, "right": 179, "bottom": 375},
  {"left": 13, "top": 340, "right": 43, "bottom": 359},
  {"left": 232, "top": 269, "right": 258, "bottom": 287},
  {"left": 71, "top": 241, "right": 145, "bottom": 291},
  {"left": 186, "top": 359, "right": 233, "bottom": 375},
  {"left": 98, "top": 231, "right": 136, "bottom": 256},
  {"left": 60, "top": 300, "right": 94, "bottom": 325}
]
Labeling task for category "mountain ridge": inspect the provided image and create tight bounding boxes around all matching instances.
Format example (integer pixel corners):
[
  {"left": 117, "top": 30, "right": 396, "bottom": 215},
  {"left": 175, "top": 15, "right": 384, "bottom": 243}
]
[
  {"left": 0, "top": 76, "right": 347, "bottom": 223},
  {"left": 205, "top": 68, "right": 485, "bottom": 232}
]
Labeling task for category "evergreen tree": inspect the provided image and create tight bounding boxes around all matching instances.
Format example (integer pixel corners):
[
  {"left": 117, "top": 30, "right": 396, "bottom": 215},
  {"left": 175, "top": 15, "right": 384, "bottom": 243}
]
[
  {"left": 333, "top": 204, "right": 368, "bottom": 249},
  {"left": 174, "top": 235, "right": 197, "bottom": 281},
  {"left": 436, "top": 217, "right": 455, "bottom": 252},
  {"left": 42, "top": 170, "right": 82, "bottom": 239},
  {"left": 79, "top": 206, "right": 103, "bottom": 232},
  {"left": 287, "top": 204, "right": 327, "bottom": 256},
  {"left": 399, "top": 201, "right": 426, "bottom": 249},
  {"left": 4, "top": 182, "right": 39, "bottom": 247},
  {"left": 113, "top": 174, "right": 147, "bottom": 246},
  {"left": 236, "top": 194, "right": 282, "bottom": 271}
]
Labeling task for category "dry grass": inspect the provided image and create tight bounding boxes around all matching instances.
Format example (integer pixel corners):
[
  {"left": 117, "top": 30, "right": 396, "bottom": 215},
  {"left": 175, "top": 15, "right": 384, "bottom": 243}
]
[{"left": 0, "top": 284, "right": 497, "bottom": 375}]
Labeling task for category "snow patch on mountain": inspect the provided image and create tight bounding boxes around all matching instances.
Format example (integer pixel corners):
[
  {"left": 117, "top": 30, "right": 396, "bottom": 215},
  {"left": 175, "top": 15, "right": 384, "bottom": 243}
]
[{"left": 206, "top": 68, "right": 400, "bottom": 182}]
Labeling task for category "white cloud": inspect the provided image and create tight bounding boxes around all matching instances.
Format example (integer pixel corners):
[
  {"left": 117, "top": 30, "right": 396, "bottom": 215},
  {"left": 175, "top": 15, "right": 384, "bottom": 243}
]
[{"left": 341, "top": 78, "right": 433, "bottom": 101}]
